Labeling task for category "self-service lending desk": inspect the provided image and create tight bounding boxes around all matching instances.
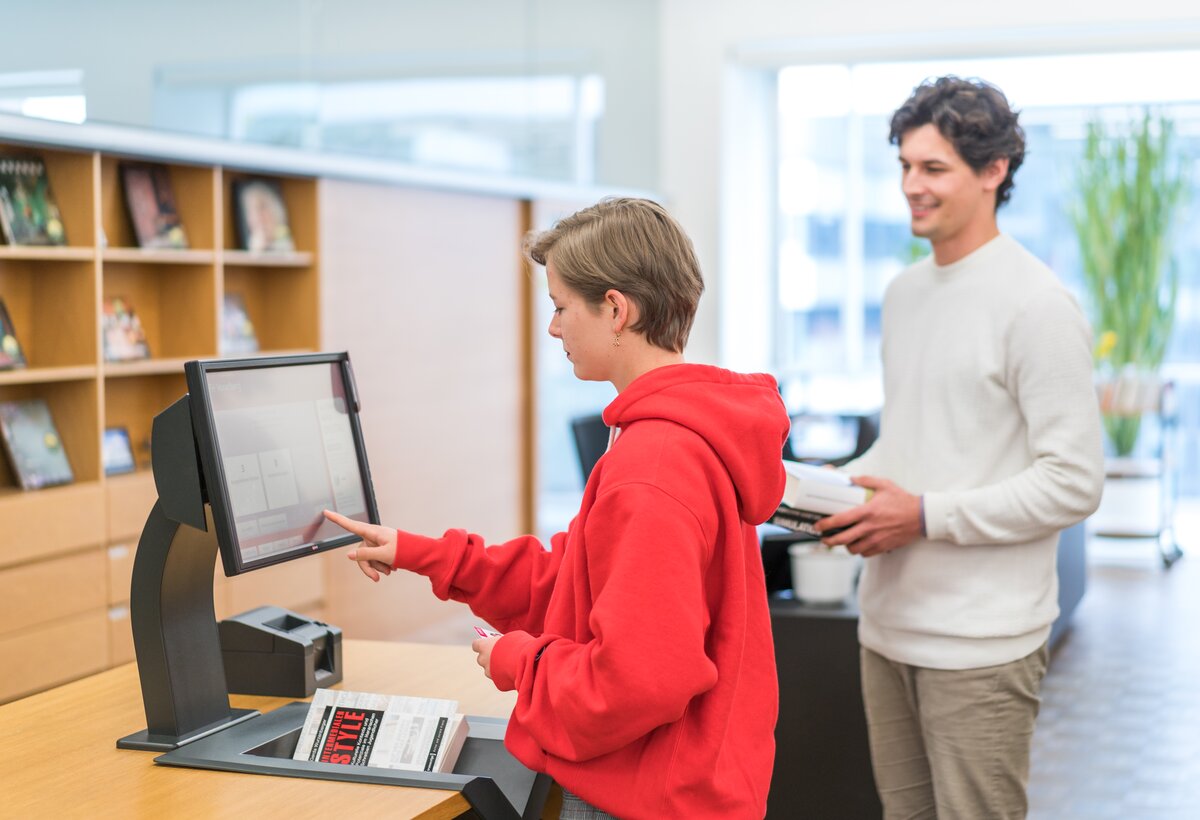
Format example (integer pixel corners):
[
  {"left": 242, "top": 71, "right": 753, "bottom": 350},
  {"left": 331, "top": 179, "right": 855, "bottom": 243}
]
[{"left": 108, "top": 353, "right": 547, "bottom": 820}]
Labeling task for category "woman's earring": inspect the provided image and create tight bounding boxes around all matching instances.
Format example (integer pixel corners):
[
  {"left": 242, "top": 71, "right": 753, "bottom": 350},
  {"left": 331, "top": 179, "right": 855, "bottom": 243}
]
[{"left": 612, "top": 332, "right": 621, "bottom": 347}]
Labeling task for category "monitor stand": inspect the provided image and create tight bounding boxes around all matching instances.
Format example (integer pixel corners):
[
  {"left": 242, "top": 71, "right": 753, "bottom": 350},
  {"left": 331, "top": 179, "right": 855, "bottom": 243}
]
[{"left": 117, "top": 500, "right": 259, "bottom": 751}]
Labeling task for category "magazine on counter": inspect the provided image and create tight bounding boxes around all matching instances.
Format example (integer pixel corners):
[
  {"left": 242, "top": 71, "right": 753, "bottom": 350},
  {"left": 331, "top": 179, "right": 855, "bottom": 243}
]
[{"left": 292, "top": 688, "right": 469, "bottom": 774}]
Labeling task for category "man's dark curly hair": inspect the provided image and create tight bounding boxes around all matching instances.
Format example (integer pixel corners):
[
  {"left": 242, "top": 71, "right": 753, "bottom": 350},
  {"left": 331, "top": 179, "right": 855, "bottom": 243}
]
[{"left": 889, "top": 76, "right": 1025, "bottom": 210}]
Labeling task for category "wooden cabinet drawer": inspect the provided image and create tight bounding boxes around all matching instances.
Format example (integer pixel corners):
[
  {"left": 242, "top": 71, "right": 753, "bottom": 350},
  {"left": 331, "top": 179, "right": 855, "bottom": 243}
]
[
  {"left": 0, "top": 609, "right": 108, "bottom": 703},
  {"left": 108, "top": 605, "right": 134, "bottom": 666},
  {"left": 105, "top": 471, "right": 157, "bottom": 542},
  {"left": 218, "top": 559, "right": 325, "bottom": 620},
  {"left": 0, "top": 549, "right": 106, "bottom": 635},
  {"left": 0, "top": 482, "right": 106, "bottom": 568},
  {"left": 106, "top": 542, "right": 136, "bottom": 604}
]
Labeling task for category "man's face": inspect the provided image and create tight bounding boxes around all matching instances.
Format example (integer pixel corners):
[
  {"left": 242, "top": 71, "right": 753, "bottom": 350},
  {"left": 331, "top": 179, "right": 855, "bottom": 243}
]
[{"left": 898, "top": 123, "right": 1004, "bottom": 250}]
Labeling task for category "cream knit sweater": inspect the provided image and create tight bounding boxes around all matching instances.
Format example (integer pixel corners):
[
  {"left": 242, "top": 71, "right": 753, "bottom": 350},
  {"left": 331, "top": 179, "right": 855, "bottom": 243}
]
[{"left": 845, "top": 234, "right": 1104, "bottom": 670}]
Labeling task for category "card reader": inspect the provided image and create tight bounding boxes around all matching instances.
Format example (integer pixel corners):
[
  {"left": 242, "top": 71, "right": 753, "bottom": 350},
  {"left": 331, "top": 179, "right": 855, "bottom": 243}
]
[{"left": 218, "top": 605, "right": 343, "bottom": 697}]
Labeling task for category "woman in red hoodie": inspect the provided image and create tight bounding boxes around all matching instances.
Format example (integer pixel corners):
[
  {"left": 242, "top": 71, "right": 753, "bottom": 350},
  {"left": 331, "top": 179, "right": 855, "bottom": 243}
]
[{"left": 325, "top": 198, "right": 789, "bottom": 819}]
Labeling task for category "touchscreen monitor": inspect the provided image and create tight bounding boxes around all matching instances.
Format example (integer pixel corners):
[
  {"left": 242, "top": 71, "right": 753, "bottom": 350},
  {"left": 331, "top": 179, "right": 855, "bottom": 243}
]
[{"left": 186, "top": 352, "right": 378, "bottom": 575}]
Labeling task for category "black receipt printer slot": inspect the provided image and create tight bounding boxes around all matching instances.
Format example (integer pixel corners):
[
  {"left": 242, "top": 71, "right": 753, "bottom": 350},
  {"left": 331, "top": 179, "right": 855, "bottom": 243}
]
[{"left": 218, "top": 605, "right": 343, "bottom": 697}]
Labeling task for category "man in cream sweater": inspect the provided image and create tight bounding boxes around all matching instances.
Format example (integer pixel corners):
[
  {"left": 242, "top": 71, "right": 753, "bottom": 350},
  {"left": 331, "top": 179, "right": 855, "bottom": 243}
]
[{"left": 817, "top": 77, "right": 1104, "bottom": 819}]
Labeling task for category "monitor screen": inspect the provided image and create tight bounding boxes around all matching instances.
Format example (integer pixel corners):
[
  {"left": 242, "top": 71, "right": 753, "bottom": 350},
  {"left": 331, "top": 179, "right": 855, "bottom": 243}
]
[{"left": 186, "top": 352, "right": 378, "bottom": 575}]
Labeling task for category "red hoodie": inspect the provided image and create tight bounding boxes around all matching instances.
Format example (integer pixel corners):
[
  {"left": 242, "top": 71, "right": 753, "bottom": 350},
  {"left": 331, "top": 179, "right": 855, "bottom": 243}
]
[{"left": 388, "top": 364, "right": 788, "bottom": 819}]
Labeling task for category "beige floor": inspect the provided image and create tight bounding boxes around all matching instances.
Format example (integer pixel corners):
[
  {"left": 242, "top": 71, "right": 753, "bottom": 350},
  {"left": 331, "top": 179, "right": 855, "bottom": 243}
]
[{"left": 1028, "top": 503, "right": 1200, "bottom": 819}]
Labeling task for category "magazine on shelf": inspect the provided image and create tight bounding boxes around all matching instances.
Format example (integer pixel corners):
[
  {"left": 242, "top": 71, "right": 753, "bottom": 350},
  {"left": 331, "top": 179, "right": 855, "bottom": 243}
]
[
  {"left": 292, "top": 688, "right": 470, "bottom": 774},
  {"left": 119, "top": 162, "right": 189, "bottom": 249},
  {"left": 0, "top": 296, "right": 27, "bottom": 370},
  {"left": 768, "top": 460, "right": 872, "bottom": 538},
  {"left": 220, "top": 292, "right": 259, "bottom": 355},
  {"left": 232, "top": 177, "right": 295, "bottom": 252},
  {"left": 102, "top": 296, "right": 151, "bottom": 362},
  {"left": 0, "top": 154, "right": 67, "bottom": 246},
  {"left": 102, "top": 426, "right": 137, "bottom": 476},
  {"left": 0, "top": 398, "right": 74, "bottom": 490}
]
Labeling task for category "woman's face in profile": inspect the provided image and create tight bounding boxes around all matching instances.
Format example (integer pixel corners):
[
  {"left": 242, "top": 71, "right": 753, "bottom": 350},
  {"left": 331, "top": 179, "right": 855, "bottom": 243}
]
[{"left": 546, "top": 261, "right": 617, "bottom": 383}]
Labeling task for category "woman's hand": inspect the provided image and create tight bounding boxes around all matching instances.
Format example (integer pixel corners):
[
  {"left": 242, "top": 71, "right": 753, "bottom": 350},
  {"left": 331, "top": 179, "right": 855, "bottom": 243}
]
[
  {"left": 471, "top": 635, "right": 501, "bottom": 680},
  {"left": 324, "top": 509, "right": 398, "bottom": 582}
]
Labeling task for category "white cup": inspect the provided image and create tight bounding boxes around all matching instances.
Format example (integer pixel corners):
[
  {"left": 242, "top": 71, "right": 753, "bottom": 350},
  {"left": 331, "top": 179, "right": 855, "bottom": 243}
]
[{"left": 788, "top": 543, "right": 860, "bottom": 605}]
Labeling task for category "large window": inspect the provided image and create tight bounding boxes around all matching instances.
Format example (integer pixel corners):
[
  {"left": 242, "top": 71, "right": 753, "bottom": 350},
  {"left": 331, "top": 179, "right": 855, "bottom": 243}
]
[
  {"left": 155, "top": 72, "right": 604, "bottom": 184},
  {"left": 0, "top": 70, "right": 86, "bottom": 124},
  {"left": 777, "top": 51, "right": 1200, "bottom": 491}
]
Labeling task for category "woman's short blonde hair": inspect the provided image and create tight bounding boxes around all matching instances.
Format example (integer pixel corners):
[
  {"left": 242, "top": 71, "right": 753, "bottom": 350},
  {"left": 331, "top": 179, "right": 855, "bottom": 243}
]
[{"left": 524, "top": 197, "right": 704, "bottom": 353}]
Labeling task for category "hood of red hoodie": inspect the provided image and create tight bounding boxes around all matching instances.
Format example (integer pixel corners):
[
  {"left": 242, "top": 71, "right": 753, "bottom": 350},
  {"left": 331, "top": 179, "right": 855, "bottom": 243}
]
[{"left": 602, "top": 363, "right": 789, "bottom": 525}]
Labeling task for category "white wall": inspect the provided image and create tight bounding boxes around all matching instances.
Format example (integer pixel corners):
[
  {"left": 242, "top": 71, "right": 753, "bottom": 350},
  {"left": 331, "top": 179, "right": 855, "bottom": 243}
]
[{"left": 659, "top": 0, "right": 1200, "bottom": 369}]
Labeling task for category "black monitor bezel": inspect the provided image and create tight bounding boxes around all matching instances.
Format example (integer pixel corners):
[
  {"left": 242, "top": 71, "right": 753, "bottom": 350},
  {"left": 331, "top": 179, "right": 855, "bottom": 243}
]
[{"left": 185, "top": 351, "right": 379, "bottom": 577}]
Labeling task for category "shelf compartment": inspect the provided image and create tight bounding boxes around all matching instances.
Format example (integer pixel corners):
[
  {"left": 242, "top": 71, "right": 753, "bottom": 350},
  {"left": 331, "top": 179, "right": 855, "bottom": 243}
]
[
  {"left": 223, "top": 264, "right": 319, "bottom": 353},
  {"left": 221, "top": 171, "right": 317, "bottom": 255},
  {"left": 0, "top": 379, "right": 101, "bottom": 486},
  {"left": 0, "top": 143, "right": 96, "bottom": 249},
  {"left": 0, "top": 258, "right": 98, "bottom": 367},
  {"left": 103, "top": 370, "right": 186, "bottom": 476},
  {"left": 99, "top": 157, "right": 216, "bottom": 251},
  {"left": 103, "top": 261, "right": 217, "bottom": 361}
]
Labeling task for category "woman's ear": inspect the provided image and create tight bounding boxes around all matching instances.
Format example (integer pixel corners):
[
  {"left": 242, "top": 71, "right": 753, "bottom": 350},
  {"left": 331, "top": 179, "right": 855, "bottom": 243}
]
[{"left": 606, "top": 289, "right": 634, "bottom": 332}]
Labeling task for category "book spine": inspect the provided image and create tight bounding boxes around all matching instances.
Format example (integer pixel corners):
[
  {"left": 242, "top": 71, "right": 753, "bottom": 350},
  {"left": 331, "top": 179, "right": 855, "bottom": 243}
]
[
  {"left": 768, "top": 505, "right": 848, "bottom": 537},
  {"left": 424, "top": 716, "right": 448, "bottom": 772}
]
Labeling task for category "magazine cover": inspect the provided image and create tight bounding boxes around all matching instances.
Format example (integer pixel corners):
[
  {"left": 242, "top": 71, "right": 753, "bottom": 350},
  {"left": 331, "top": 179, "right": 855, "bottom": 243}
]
[
  {"left": 0, "top": 398, "right": 74, "bottom": 490},
  {"left": 232, "top": 178, "right": 295, "bottom": 252},
  {"left": 119, "top": 162, "right": 189, "bottom": 249},
  {"left": 292, "top": 688, "right": 468, "bottom": 773},
  {"left": 220, "top": 292, "right": 259, "bottom": 355},
  {"left": 0, "top": 297, "right": 27, "bottom": 370},
  {"left": 102, "top": 426, "right": 137, "bottom": 476},
  {"left": 0, "top": 155, "right": 67, "bottom": 246},
  {"left": 102, "top": 296, "right": 151, "bottom": 362}
]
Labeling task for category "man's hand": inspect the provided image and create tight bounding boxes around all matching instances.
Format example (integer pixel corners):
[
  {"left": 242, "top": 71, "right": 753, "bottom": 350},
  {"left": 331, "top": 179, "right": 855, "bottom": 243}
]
[
  {"left": 816, "top": 476, "right": 923, "bottom": 557},
  {"left": 324, "top": 509, "right": 398, "bottom": 582},
  {"left": 471, "top": 635, "right": 501, "bottom": 680}
]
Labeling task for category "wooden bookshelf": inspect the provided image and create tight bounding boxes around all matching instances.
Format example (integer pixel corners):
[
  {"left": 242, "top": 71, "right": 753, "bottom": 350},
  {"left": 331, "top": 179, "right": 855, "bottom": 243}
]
[{"left": 0, "top": 141, "right": 323, "bottom": 702}]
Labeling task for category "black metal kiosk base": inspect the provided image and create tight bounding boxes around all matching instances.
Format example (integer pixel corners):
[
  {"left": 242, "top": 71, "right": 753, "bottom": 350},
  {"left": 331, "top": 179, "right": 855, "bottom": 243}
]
[{"left": 116, "top": 394, "right": 549, "bottom": 820}]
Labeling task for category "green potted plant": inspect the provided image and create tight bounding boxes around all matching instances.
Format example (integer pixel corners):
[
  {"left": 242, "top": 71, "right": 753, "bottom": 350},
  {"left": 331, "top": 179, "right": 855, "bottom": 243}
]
[{"left": 1072, "top": 111, "right": 1188, "bottom": 456}]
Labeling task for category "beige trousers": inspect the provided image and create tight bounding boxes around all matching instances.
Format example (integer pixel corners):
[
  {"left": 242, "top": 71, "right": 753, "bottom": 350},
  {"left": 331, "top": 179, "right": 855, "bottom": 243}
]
[{"left": 860, "top": 643, "right": 1049, "bottom": 820}]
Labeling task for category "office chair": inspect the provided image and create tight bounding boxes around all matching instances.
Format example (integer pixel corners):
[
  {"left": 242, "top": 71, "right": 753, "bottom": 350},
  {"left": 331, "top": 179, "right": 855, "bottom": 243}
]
[
  {"left": 783, "top": 411, "right": 880, "bottom": 467},
  {"left": 569, "top": 412, "right": 610, "bottom": 483}
]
